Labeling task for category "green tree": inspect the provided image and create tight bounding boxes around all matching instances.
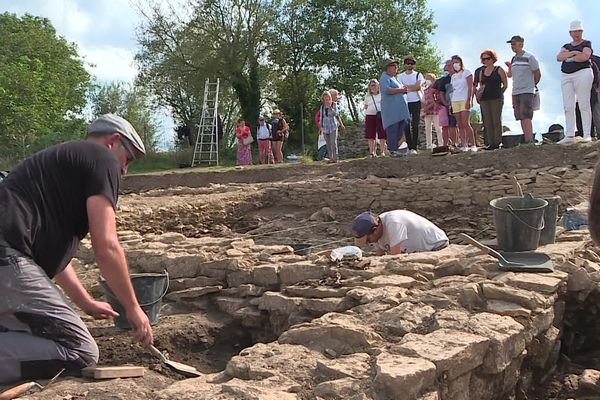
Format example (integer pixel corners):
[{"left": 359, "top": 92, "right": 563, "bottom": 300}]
[
  {"left": 90, "top": 81, "right": 161, "bottom": 152},
  {"left": 0, "top": 13, "right": 91, "bottom": 163}
]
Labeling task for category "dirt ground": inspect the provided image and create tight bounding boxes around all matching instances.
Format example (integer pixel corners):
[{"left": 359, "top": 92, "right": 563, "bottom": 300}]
[{"left": 4, "top": 141, "right": 600, "bottom": 399}]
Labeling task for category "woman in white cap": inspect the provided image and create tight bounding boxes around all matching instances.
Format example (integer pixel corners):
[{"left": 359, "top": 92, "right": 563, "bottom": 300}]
[{"left": 557, "top": 19, "right": 594, "bottom": 144}]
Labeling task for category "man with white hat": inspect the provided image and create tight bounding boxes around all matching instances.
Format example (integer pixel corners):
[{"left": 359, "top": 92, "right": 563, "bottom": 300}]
[
  {"left": 0, "top": 114, "right": 153, "bottom": 384},
  {"left": 351, "top": 210, "right": 448, "bottom": 256}
]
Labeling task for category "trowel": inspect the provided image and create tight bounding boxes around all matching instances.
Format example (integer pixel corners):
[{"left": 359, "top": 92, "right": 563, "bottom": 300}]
[
  {"left": 0, "top": 368, "right": 64, "bottom": 400},
  {"left": 148, "top": 345, "right": 202, "bottom": 378}
]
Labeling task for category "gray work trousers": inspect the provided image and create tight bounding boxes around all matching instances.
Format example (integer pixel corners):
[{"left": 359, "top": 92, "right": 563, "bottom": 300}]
[
  {"left": 0, "top": 246, "right": 98, "bottom": 384},
  {"left": 324, "top": 130, "right": 339, "bottom": 161}
]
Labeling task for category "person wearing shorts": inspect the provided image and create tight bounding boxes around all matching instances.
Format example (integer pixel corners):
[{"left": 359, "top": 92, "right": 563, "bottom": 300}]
[
  {"left": 364, "top": 79, "right": 387, "bottom": 157},
  {"left": 505, "top": 35, "right": 541, "bottom": 142},
  {"left": 450, "top": 55, "right": 477, "bottom": 151}
]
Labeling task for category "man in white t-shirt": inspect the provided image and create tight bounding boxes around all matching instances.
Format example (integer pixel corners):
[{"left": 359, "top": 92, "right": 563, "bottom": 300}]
[
  {"left": 398, "top": 56, "right": 424, "bottom": 155},
  {"left": 351, "top": 210, "right": 449, "bottom": 255}
]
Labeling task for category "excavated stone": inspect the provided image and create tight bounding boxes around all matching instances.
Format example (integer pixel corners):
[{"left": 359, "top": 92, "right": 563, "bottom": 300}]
[
  {"left": 300, "top": 297, "right": 355, "bottom": 314},
  {"left": 379, "top": 302, "right": 436, "bottom": 336},
  {"left": 458, "top": 282, "right": 485, "bottom": 310},
  {"left": 347, "top": 286, "right": 407, "bottom": 305},
  {"left": 579, "top": 369, "right": 600, "bottom": 394},
  {"left": 226, "top": 342, "right": 326, "bottom": 381},
  {"left": 279, "top": 313, "right": 382, "bottom": 355},
  {"left": 398, "top": 329, "right": 490, "bottom": 379},
  {"left": 168, "top": 276, "right": 224, "bottom": 292},
  {"left": 252, "top": 265, "right": 280, "bottom": 287},
  {"left": 255, "top": 292, "right": 302, "bottom": 313},
  {"left": 279, "top": 263, "right": 328, "bottom": 285},
  {"left": 254, "top": 245, "right": 295, "bottom": 255},
  {"left": 527, "top": 326, "right": 560, "bottom": 369},
  {"left": 234, "top": 306, "right": 263, "bottom": 327},
  {"left": 496, "top": 272, "right": 563, "bottom": 294},
  {"left": 316, "top": 352, "right": 371, "bottom": 380},
  {"left": 215, "top": 297, "right": 248, "bottom": 313},
  {"left": 442, "top": 372, "right": 471, "bottom": 400},
  {"left": 284, "top": 285, "right": 349, "bottom": 298},
  {"left": 154, "top": 232, "right": 187, "bottom": 244},
  {"left": 485, "top": 300, "right": 532, "bottom": 318},
  {"left": 165, "top": 285, "right": 222, "bottom": 301},
  {"left": 225, "top": 249, "right": 245, "bottom": 257},
  {"left": 359, "top": 275, "right": 418, "bottom": 289},
  {"left": 481, "top": 283, "right": 549, "bottom": 309},
  {"left": 227, "top": 269, "right": 253, "bottom": 287},
  {"left": 386, "top": 261, "right": 436, "bottom": 279},
  {"left": 313, "top": 377, "right": 363, "bottom": 399},
  {"left": 229, "top": 238, "right": 255, "bottom": 250},
  {"left": 374, "top": 352, "right": 437, "bottom": 400}
]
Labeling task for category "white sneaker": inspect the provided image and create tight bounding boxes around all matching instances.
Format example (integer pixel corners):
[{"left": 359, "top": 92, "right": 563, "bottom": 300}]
[
  {"left": 557, "top": 136, "right": 576, "bottom": 145},
  {"left": 583, "top": 136, "right": 593, "bottom": 143},
  {"left": 469, "top": 146, "right": 478, "bottom": 152},
  {"left": 409, "top": 149, "right": 418, "bottom": 155},
  {"left": 457, "top": 146, "right": 467, "bottom": 153}
]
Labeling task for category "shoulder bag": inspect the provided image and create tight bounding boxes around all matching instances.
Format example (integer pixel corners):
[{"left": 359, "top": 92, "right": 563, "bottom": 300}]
[{"left": 371, "top": 95, "right": 381, "bottom": 117}]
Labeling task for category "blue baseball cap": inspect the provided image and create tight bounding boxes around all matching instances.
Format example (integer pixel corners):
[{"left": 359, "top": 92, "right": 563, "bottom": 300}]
[{"left": 351, "top": 212, "right": 378, "bottom": 247}]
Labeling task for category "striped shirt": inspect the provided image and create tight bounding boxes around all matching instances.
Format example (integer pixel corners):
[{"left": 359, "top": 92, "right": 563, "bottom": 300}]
[
  {"left": 319, "top": 105, "right": 339, "bottom": 134},
  {"left": 511, "top": 50, "right": 540, "bottom": 95}
]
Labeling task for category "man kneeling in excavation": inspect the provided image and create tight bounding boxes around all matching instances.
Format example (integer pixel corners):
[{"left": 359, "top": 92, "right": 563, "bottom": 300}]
[{"left": 351, "top": 210, "right": 449, "bottom": 255}]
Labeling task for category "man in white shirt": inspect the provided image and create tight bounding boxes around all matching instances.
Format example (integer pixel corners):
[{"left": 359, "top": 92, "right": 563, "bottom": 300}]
[
  {"left": 398, "top": 56, "right": 424, "bottom": 155},
  {"left": 351, "top": 210, "right": 449, "bottom": 255}
]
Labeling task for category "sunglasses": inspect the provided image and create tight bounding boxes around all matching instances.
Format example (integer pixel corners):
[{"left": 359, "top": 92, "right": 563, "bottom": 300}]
[
  {"left": 405, "top": 62, "right": 415, "bottom": 66},
  {"left": 120, "top": 138, "right": 137, "bottom": 163},
  {"left": 481, "top": 57, "right": 491, "bottom": 61}
]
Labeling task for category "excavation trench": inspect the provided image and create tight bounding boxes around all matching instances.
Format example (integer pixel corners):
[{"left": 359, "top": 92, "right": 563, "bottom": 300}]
[{"left": 63, "top": 154, "right": 600, "bottom": 399}]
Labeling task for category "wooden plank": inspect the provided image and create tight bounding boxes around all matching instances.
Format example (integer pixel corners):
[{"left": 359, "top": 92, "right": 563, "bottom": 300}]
[{"left": 82, "top": 366, "right": 145, "bottom": 379}]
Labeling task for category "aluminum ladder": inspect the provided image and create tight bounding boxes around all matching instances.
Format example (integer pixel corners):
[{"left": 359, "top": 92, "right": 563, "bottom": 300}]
[{"left": 191, "top": 78, "right": 220, "bottom": 166}]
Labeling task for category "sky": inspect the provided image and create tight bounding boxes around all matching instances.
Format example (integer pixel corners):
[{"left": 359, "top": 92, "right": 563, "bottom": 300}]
[{"left": 2, "top": 0, "right": 600, "bottom": 144}]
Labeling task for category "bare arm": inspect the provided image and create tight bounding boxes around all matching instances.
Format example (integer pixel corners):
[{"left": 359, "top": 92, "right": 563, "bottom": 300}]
[
  {"left": 533, "top": 69, "right": 541, "bottom": 85},
  {"left": 571, "top": 47, "right": 593, "bottom": 62},
  {"left": 504, "top": 61, "right": 512, "bottom": 78},
  {"left": 466, "top": 74, "right": 474, "bottom": 107},
  {"left": 388, "top": 243, "right": 403, "bottom": 255},
  {"left": 87, "top": 194, "right": 153, "bottom": 345},
  {"left": 499, "top": 68, "right": 508, "bottom": 93},
  {"left": 54, "top": 263, "right": 118, "bottom": 319}
]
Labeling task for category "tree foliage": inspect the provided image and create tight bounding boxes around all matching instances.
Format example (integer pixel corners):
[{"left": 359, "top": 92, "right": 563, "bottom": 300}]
[
  {"left": 135, "top": 0, "right": 439, "bottom": 151},
  {"left": 90, "top": 81, "right": 161, "bottom": 152},
  {"left": 0, "top": 13, "right": 91, "bottom": 163}
]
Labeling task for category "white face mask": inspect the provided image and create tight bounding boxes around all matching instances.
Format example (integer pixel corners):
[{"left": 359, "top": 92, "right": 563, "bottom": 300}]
[{"left": 453, "top": 63, "right": 461, "bottom": 72}]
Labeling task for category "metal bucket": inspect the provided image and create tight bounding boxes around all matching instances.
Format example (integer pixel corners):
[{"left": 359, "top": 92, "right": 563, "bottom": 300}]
[
  {"left": 490, "top": 194, "right": 548, "bottom": 252},
  {"left": 100, "top": 271, "right": 169, "bottom": 329}
]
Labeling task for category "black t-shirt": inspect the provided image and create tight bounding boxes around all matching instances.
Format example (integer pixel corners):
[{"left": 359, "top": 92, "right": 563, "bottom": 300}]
[
  {"left": 480, "top": 66, "right": 504, "bottom": 101},
  {"left": 0, "top": 140, "right": 121, "bottom": 278},
  {"left": 561, "top": 40, "right": 593, "bottom": 74}
]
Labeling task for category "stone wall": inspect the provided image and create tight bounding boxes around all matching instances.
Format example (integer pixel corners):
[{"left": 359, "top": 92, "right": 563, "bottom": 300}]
[
  {"left": 262, "top": 165, "right": 593, "bottom": 215},
  {"left": 77, "top": 225, "right": 599, "bottom": 400}
]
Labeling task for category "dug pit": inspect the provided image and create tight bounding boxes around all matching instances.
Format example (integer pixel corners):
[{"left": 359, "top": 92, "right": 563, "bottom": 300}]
[{"left": 18, "top": 143, "right": 600, "bottom": 400}]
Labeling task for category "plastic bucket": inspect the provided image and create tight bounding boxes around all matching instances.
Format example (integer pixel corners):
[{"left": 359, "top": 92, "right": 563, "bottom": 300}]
[
  {"left": 100, "top": 271, "right": 169, "bottom": 329},
  {"left": 538, "top": 195, "right": 561, "bottom": 245},
  {"left": 490, "top": 195, "right": 548, "bottom": 252}
]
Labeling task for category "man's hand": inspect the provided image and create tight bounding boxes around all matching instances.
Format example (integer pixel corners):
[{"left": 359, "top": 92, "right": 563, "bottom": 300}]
[
  {"left": 81, "top": 300, "right": 119, "bottom": 320},
  {"left": 127, "top": 307, "right": 153, "bottom": 346},
  {"left": 504, "top": 61, "right": 512, "bottom": 69}
]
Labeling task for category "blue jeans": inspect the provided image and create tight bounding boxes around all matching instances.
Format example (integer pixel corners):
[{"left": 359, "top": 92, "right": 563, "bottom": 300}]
[{"left": 385, "top": 120, "right": 406, "bottom": 152}]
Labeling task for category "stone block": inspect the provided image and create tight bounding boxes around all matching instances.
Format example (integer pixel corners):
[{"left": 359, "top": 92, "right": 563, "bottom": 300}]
[
  {"left": 278, "top": 313, "right": 382, "bottom": 355},
  {"left": 215, "top": 296, "right": 248, "bottom": 314},
  {"left": 227, "top": 269, "right": 253, "bottom": 287},
  {"left": 579, "top": 369, "right": 600, "bottom": 394},
  {"left": 379, "top": 302, "right": 436, "bottom": 336},
  {"left": 301, "top": 297, "right": 354, "bottom": 314},
  {"left": 316, "top": 353, "right": 371, "bottom": 380},
  {"left": 284, "top": 285, "right": 350, "bottom": 298},
  {"left": 313, "top": 378, "right": 363, "bottom": 399},
  {"left": 485, "top": 300, "right": 531, "bottom": 318},
  {"left": 347, "top": 286, "right": 407, "bottom": 305},
  {"left": 165, "top": 286, "right": 221, "bottom": 302},
  {"left": 374, "top": 352, "right": 437, "bottom": 400},
  {"left": 252, "top": 265, "right": 280, "bottom": 287},
  {"left": 398, "top": 329, "right": 490, "bottom": 379},
  {"left": 256, "top": 292, "right": 301, "bottom": 314},
  {"left": 234, "top": 306, "right": 263, "bottom": 328},
  {"left": 481, "top": 283, "right": 549, "bottom": 310},
  {"left": 279, "top": 263, "right": 328, "bottom": 285},
  {"left": 497, "top": 272, "right": 563, "bottom": 294},
  {"left": 527, "top": 326, "right": 560, "bottom": 369},
  {"left": 361, "top": 275, "right": 418, "bottom": 289},
  {"left": 168, "top": 276, "right": 224, "bottom": 292}
]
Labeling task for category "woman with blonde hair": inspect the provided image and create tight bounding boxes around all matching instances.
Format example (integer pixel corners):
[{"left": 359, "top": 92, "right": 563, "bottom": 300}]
[
  {"left": 363, "top": 79, "right": 387, "bottom": 157},
  {"left": 317, "top": 91, "right": 343, "bottom": 162}
]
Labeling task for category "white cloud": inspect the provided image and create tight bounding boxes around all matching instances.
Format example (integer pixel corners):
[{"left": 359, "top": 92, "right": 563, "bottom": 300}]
[{"left": 80, "top": 45, "right": 138, "bottom": 82}]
